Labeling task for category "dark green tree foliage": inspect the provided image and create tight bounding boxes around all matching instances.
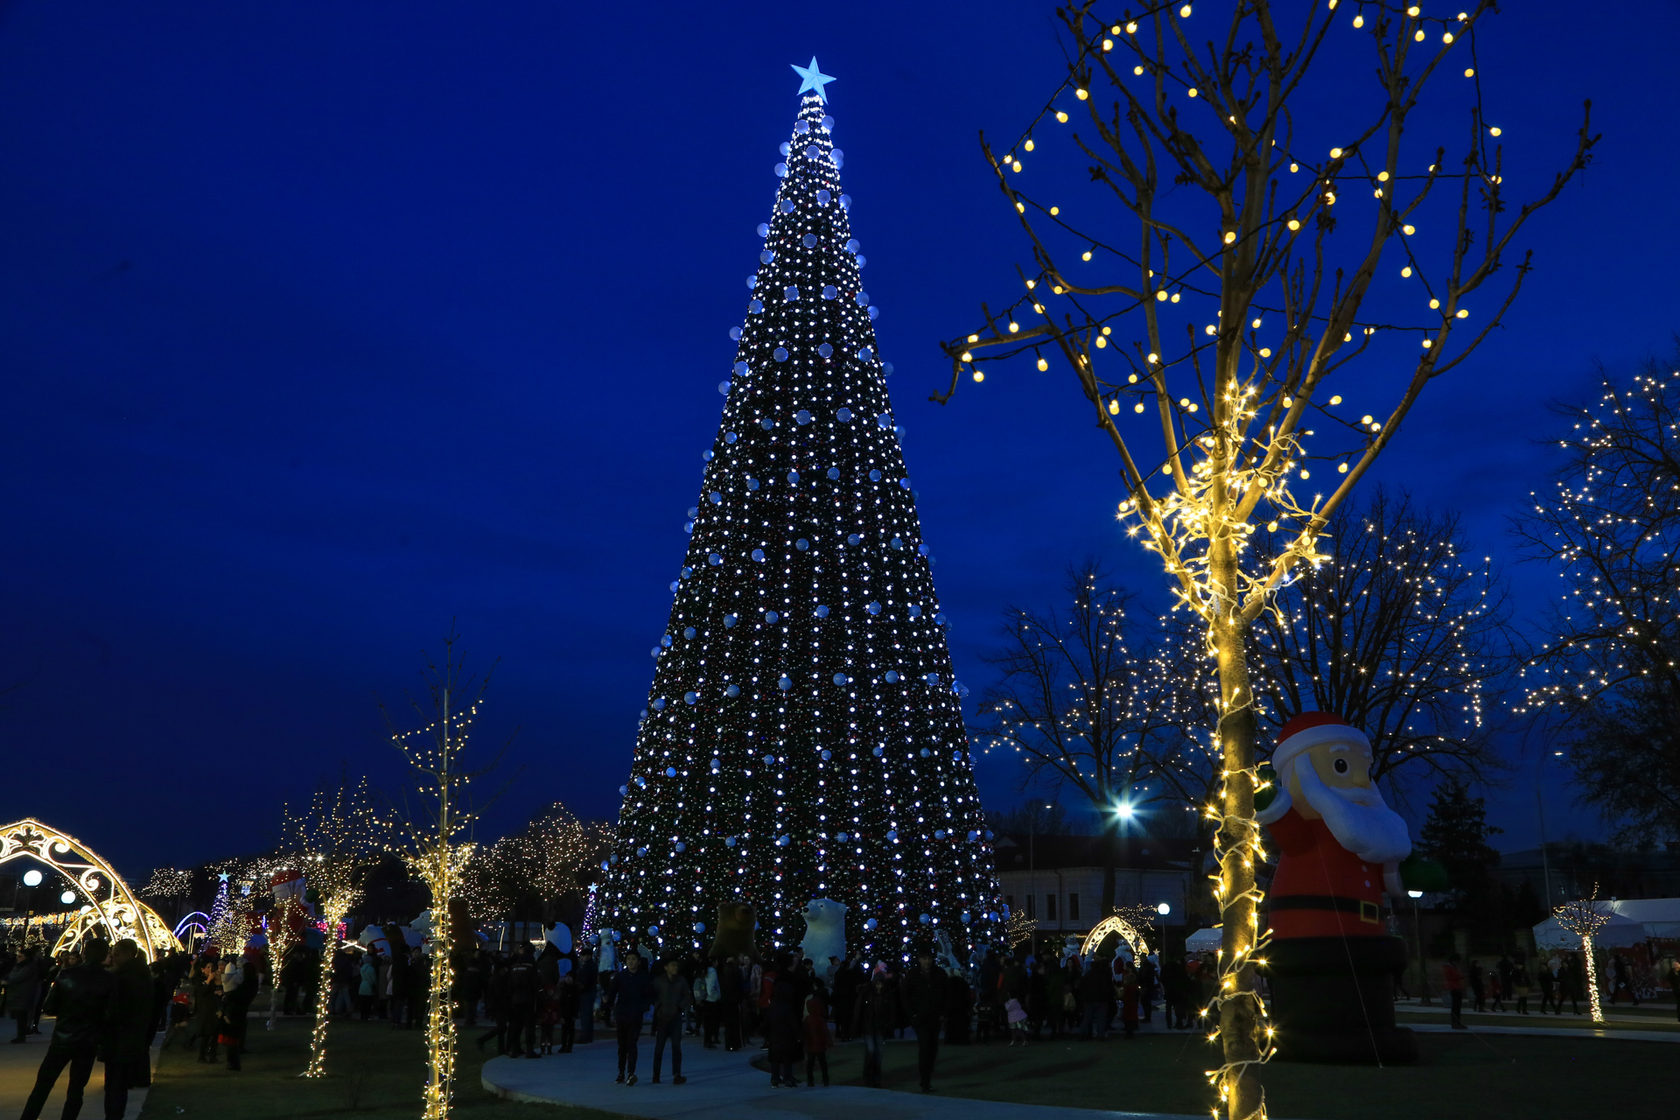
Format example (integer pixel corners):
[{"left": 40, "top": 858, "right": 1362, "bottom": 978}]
[
  {"left": 600, "top": 90, "right": 1001, "bottom": 959},
  {"left": 1417, "top": 779, "right": 1503, "bottom": 934}
]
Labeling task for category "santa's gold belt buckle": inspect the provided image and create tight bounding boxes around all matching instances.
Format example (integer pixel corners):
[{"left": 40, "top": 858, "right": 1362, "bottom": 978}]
[{"left": 1359, "top": 901, "right": 1380, "bottom": 924}]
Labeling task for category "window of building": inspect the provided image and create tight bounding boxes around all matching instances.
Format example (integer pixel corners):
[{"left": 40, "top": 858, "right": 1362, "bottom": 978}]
[
  {"left": 1025, "top": 894, "right": 1036, "bottom": 919},
  {"left": 1046, "top": 894, "right": 1058, "bottom": 921},
  {"left": 1004, "top": 894, "right": 1014, "bottom": 911},
  {"left": 1068, "top": 893, "right": 1080, "bottom": 921}
]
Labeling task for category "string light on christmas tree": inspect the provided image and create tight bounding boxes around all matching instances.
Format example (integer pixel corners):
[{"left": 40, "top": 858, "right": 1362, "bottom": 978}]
[{"left": 599, "top": 61, "right": 1002, "bottom": 962}]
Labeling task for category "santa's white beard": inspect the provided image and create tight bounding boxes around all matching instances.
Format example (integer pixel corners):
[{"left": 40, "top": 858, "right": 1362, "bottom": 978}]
[{"left": 1294, "top": 761, "right": 1413, "bottom": 865}]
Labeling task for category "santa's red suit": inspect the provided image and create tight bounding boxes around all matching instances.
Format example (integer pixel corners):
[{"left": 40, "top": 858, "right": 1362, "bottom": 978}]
[{"left": 1265, "top": 812, "right": 1388, "bottom": 940}]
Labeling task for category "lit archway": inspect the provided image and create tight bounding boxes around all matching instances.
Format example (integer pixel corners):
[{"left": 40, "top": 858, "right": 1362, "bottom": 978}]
[
  {"left": 54, "top": 899, "right": 177, "bottom": 961},
  {"left": 0, "top": 818, "right": 178, "bottom": 961},
  {"left": 1081, "top": 914, "right": 1152, "bottom": 961},
  {"left": 174, "top": 911, "right": 211, "bottom": 947}
]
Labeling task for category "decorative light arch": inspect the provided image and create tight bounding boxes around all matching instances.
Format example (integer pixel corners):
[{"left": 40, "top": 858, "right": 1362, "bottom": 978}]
[
  {"left": 54, "top": 899, "right": 177, "bottom": 961},
  {"left": 0, "top": 818, "right": 178, "bottom": 962},
  {"left": 174, "top": 911, "right": 211, "bottom": 947},
  {"left": 1080, "top": 913, "right": 1152, "bottom": 961}
]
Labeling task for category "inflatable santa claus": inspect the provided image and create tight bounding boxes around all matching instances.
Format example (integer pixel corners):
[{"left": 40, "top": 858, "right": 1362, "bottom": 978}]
[{"left": 1255, "top": 712, "right": 1423, "bottom": 1063}]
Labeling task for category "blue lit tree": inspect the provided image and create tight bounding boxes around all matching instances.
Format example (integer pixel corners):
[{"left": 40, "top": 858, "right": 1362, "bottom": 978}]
[{"left": 600, "top": 64, "right": 1002, "bottom": 961}]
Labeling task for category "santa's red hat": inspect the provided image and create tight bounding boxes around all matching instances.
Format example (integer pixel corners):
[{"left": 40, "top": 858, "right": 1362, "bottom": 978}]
[{"left": 1269, "top": 712, "right": 1370, "bottom": 773}]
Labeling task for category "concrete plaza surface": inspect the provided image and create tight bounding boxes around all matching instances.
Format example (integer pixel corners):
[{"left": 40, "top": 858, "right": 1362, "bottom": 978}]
[
  {"left": 0, "top": 1030, "right": 153, "bottom": 1119},
  {"left": 482, "top": 1031, "right": 1208, "bottom": 1120}
]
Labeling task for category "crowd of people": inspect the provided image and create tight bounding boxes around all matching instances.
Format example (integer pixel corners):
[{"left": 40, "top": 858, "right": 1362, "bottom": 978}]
[{"left": 2, "top": 936, "right": 173, "bottom": 1120}]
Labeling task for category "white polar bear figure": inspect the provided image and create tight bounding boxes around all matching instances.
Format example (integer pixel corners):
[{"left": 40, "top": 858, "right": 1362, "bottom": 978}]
[
  {"left": 596, "top": 929, "right": 618, "bottom": 973},
  {"left": 798, "top": 898, "right": 847, "bottom": 967},
  {"left": 933, "top": 929, "right": 964, "bottom": 976},
  {"left": 545, "top": 922, "right": 573, "bottom": 955}
]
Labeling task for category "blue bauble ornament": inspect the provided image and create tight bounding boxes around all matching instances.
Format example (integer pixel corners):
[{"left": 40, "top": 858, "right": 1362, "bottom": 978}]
[{"left": 864, "top": 918, "right": 878, "bottom": 931}]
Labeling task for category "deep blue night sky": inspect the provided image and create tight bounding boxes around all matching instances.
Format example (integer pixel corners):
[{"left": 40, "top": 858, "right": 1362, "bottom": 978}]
[{"left": 2, "top": 1, "right": 1675, "bottom": 881}]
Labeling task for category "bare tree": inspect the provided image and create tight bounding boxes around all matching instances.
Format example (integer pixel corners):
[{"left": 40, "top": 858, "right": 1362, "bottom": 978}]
[
  {"left": 975, "top": 563, "right": 1220, "bottom": 916},
  {"left": 284, "top": 773, "right": 378, "bottom": 1078},
  {"left": 1252, "top": 488, "right": 1514, "bottom": 803},
  {"left": 1514, "top": 353, "right": 1680, "bottom": 844},
  {"left": 381, "top": 630, "right": 510, "bottom": 1120},
  {"left": 942, "top": 4, "right": 1593, "bottom": 1114}
]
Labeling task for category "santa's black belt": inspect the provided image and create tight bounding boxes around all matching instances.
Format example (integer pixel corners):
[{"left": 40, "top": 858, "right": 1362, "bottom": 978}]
[{"left": 1268, "top": 894, "right": 1381, "bottom": 923}]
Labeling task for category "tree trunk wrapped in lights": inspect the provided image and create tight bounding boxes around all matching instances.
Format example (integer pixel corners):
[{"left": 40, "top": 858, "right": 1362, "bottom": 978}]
[
  {"left": 381, "top": 632, "right": 506, "bottom": 1120},
  {"left": 1553, "top": 886, "right": 1612, "bottom": 1024},
  {"left": 283, "top": 775, "right": 377, "bottom": 1079},
  {"left": 943, "top": 4, "right": 1594, "bottom": 1116}
]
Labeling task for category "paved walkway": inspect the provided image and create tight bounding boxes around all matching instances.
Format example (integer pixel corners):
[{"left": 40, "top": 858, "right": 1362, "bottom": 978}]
[
  {"left": 482, "top": 1034, "right": 1203, "bottom": 1120},
  {"left": 0, "top": 1029, "right": 154, "bottom": 1119},
  {"left": 1395, "top": 998, "right": 1680, "bottom": 1043}
]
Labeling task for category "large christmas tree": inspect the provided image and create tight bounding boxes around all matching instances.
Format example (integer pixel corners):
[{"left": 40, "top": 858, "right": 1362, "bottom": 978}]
[{"left": 600, "top": 62, "right": 1001, "bottom": 962}]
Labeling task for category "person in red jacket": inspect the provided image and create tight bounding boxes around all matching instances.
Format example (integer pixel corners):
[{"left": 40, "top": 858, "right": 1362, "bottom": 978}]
[{"left": 1440, "top": 954, "right": 1468, "bottom": 1028}]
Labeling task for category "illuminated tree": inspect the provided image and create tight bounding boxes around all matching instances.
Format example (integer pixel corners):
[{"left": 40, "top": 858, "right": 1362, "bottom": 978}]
[
  {"left": 1553, "top": 885, "right": 1611, "bottom": 1023},
  {"left": 138, "top": 867, "right": 192, "bottom": 923},
  {"left": 1252, "top": 489, "right": 1513, "bottom": 799},
  {"left": 942, "top": 4, "right": 1593, "bottom": 1115},
  {"left": 491, "top": 803, "right": 614, "bottom": 923},
  {"left": 1515, "top": 354, "right": 1680, "bottom": 844},
  {"left": 284, "top": 774, "right": 378, "bottom": 1079},
  {"left": 974, "top": 562, "right": 1220, "bottom": 915},
  {"left": 600, "top": 71, "right": 1002, "bottom": 960},
  {"left": 381, "top": 631, "right": 506, "bottom": 1120}
]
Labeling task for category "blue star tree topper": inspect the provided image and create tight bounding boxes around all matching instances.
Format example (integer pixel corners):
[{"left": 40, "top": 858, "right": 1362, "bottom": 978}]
[{"left": 791, "top": 56, "right": 836, "bottom": 101}]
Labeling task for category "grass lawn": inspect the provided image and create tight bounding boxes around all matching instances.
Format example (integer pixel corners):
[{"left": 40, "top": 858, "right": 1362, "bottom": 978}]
[
  {"left": 145, "top": 1017, "right": 627, "bottom": 1120},
  {"left": 812, "top": 1028, "right": 1679, "bottom": 1119}
]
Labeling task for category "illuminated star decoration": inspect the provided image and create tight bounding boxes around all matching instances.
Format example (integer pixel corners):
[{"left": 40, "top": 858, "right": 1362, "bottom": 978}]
[
  {"left": 218, "top": 872, "right": 230, "bottom": 883},
  {"left": 790, "top": 56, "right": 835, "bottom": 101}
]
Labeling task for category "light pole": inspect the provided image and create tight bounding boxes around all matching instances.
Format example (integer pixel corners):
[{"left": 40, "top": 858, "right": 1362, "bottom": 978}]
[
  {"left": 1536, "top": 748, "right": 1565, "bottom": 908},
  {"left": 1408, "top": 889, "right": 1431, "bottom": 1003},
  {"left": 1027, "top": 802, "right": 1050, "bottom": 952}
]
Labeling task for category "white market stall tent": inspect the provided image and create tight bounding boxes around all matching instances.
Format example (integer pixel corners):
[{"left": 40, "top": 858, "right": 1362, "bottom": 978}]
[
  {"left": 1185, "top": 927, "right": 1223, "bottom": 952},
  {"left": 1606, "top": 897, "right": 1680, "bottom": 940},
  {"left": 1531, "top": 909, "right": 1647, "bottom": 951}
]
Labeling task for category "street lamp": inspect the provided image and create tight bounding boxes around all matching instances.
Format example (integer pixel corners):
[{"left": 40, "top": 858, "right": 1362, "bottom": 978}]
[{"left": 1407, "top": 889, "right": 1431, "bottom": 1003}]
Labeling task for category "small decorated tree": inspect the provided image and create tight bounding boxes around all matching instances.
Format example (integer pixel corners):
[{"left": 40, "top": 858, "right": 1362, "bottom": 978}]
[
  {"left": 381, "top": 631, "right": 507, "bottom": 1120},
  {"left": 1553, "top": 885, "right": 1612, "bottom": 1024},
  {"left": 285, "top": 774, "right": 378, "bottom": 1078}
]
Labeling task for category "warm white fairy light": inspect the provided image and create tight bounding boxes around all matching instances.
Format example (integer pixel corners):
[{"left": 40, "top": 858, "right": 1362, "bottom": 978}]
[{"left": 936, "top": 1, "right": 1594, "bottom": 1116}]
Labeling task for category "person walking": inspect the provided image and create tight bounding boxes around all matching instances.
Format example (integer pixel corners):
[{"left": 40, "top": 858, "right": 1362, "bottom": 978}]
[
  {"left": 851, "top": 965, "right": 896, "bottom": 1089},
  {"left": 1666, "top": 957, "right": 1680, "bottom": 1022},
  {"left": 1558, "top": 954, "right": 1582, "bottom": 1015},
  {"left": 902, "top": 947, "right": 945, "bottom": 1093},
  {"left": 104, "top": 939, "right": 154, "bottom": 1119},
  {"left": 1467, "top": 958, "right": 1484, "bottom": 1013},
  {"left": 803, "top": 984, "right": 832, "bottom": 1086},
  {"left": 506, "top": 945, "right": 539, "bottom": 1058},
  {"left": 357, "top": 952, "right": 377, "bottom": 1021},
  {"left": 717, "top": 954, "right": 743, "bottom": 1051},
  {"left": 574, "top": 947, "right": 597, "bottom": 1045},
  {"left": 218, "top": 951, "right": 258, "bottom": 1071},
  {"left": 1610, "top": 954, "right": 1640, "bottom": 1005},
  {"left": 649, "top": 956, "right": 692, "bottom": 1085},
  {"left": 765, "top": 953, "right": 804, "bottom": 1088},
  {"left": 1537, "top": 956, "right": 1559, "bottom": 1014},
  {"left": 18, "top": 938, "right": 114, "bottom": 1120},
  {"left": 555, "top": 968, "right": 579, "bottom": 1053},
  {"left": 1441, "top": 953, "right": 1467, "bottom": 1029},
  {"left": 6, "top": 947, "right": 43, "bottom": 1044},
  {"left": 1512, "top": 956, "right": 1532, "bottom": 1015},
  {"left": 613, "top": 949, "right": 654, "bottom": 1085},
  {"left": 191, "top": 957, "right": 221, "bottom": 1062},
  {"left": 697, "top": 957, "right": 722, "bottom": 1048},
  {"left": 475, "top": 958, "right": 511, "bottom": 1055}
]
